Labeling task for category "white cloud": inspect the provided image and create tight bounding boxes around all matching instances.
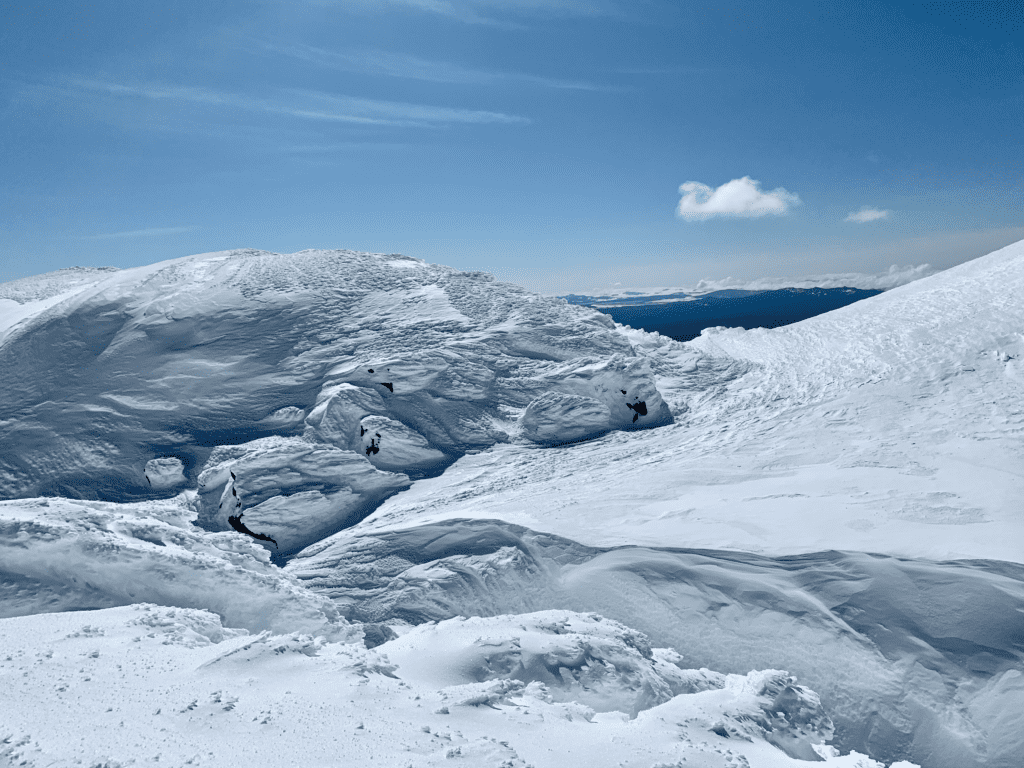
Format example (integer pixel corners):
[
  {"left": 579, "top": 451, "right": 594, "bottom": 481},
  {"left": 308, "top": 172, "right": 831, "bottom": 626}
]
[
  {"left": 261, "top": 43, "right": 608, "bottom": 91},
  {"left": 342, "top": 0, "right": 613, "bottom": 27},
  {"left": 676, "top": 176, "right": 801, "bottom": 220},
  {"left": 845, "top": 207, "right": 891, "bottom": 223},
  {"left": 81, "top": 227, "right": 195, "bottom": 240},
  {"left": 60, "top": 78, "right": 528, "bottom": 128}
]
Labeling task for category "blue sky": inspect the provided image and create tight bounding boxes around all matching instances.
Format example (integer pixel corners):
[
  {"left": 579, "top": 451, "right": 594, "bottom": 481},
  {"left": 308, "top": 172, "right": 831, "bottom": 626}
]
[{"left": 2, "top": 0, "right": 1021, "bottom": 292}]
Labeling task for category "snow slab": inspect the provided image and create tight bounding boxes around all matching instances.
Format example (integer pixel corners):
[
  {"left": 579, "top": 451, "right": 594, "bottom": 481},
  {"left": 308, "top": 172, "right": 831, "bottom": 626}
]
[{"left": 0, "top": 248, "right": 670, "bottom": 518}]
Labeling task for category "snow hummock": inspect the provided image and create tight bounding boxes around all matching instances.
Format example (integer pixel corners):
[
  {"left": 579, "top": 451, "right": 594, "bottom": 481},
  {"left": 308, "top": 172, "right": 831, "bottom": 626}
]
[
  {"left": 196, "top": 435, "right": 411, "bottom": 556},
  {"left": 0, "top": 248, "right": 670, "bottom": 518},
  {"left": 0, "top": 604, "right": 908, "bottom": 768},
  {"left": 0, "top": 494, "right": 353, "bottom": 637},
  {"left": 144, "top": 456, "right": 186, "bottom": 489},
  {"left": 3, "top": 241, "right": 1024, "bottom": 768}
]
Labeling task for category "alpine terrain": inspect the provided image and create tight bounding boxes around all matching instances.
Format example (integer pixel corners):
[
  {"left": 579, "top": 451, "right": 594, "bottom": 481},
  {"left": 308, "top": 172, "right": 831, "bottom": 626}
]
[{"left": 1, "top": 242, "right": 1021, "bottom": 768}]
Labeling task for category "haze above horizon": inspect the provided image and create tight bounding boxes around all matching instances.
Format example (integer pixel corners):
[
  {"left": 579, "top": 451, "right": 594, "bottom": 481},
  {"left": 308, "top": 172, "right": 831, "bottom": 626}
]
[{"left": 2, "top": 0, "right": 1021, "bottom": 292}]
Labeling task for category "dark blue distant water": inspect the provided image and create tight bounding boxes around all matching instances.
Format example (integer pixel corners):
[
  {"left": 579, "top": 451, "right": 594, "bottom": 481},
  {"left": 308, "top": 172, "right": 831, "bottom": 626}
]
[{"left": 565, "top": 287, "right": 883, "bottom": 342}]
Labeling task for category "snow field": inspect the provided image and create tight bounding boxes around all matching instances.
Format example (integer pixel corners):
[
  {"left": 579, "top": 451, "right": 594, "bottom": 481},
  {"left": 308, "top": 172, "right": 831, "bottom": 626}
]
[
  {"left": 2, "top": 241, "right": 1024, "bottom": 767},
  {"left": 0, "top": 605, "right": 912, "bottom": 768}
]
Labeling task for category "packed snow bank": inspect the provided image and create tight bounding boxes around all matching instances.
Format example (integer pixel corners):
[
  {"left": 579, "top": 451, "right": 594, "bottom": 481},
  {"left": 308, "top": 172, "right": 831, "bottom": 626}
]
[
  {"left": 289, "top": 518, "right": 1024, "bottom": 768},
  {"left": 3, "top": 240, "right": 1022, "bottom": 768},
  {"left": 0, "top": 604, "right": 913, "bottom": 768},
  {"left": 0, "top": 495, "right": 354, "bottom": 637},
  {"left": 195, "top": 435, "right": 412, "bottom": 555},
  {"left": 381, "top": 611, "right": 834, "bottom": 760},
  {"left": 343, "top": 240, "right": 1024, "bottom": 566},
  {"left": 0, "top": 249, "right": 671, "bottom": 529}
]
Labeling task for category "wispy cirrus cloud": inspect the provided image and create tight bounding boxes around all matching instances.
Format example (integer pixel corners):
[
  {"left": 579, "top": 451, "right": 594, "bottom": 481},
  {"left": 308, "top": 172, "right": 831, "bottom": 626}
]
[
  {"left": 56, "top": 78, "right": 528, "bottom": 128},
  {"left": 677, "top": 176, "right": 801, "bottom": 220},
  {"left": 845, "top": 207, "right": 891, "bottom": 223},
  {"left": 281, "top": 142, "right": 412, "bottom": 153},
  {"left": 261, "top": 43, "right": 609, "bottom": 91},
  {"left": 336, "top": 0, "right": 614, "bottom": 28},
  {"left": 80, "top": 226, "right": 196, "bottom": 240}
]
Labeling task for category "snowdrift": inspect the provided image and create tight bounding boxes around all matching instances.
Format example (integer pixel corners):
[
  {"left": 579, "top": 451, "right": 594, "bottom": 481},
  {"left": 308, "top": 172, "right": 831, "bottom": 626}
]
[
  {"left": 0, "top": 604, "right": 902, "bottom": 768},
  {"left": 0, "top": 494, "right": 353, "bottom": 637},
  {"left": 0, "top": 249, "right": 671, "bottom": 542},
  {"left": 3, "top": 240, "right": 1024, "bottom": 768},
  {"left": 289, "top": 517, "right": 1024, "bottom": 767}
]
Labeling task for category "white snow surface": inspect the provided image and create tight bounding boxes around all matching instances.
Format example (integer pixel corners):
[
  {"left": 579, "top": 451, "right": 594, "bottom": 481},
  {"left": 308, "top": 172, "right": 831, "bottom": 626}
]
[
  {"left": 0, "top": 248, "right": 670, "bottom": 511},
  {"left": 2, "top": 241, "right": 1023, "bottom": 767},
  {"left": 0, "top": 604, "right": 912, "bottom": 768},
  {"left": 0, "top": 494, "right": 352, "bottom": 638},
  {"left": 344, "top": 240, "right": 1024, "bottom": 564}
]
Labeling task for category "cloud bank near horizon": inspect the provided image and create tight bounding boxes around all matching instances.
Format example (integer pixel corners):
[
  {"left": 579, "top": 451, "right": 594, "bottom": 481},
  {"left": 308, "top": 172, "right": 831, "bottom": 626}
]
[
  {"left": 562, "top": 263, "right": 939, "bottom": 299},
  {"left": 677, "top": 176, "right": 801, "bottom": 220}
]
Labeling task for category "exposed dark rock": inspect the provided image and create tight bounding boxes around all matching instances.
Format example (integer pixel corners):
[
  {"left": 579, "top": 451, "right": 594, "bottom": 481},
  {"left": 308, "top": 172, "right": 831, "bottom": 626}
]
[
  {"left": 227, "top": 510, "right": 278, "bottom": 548},
  {"left": 626, "top": 400, "right": 647, "bottom": 423}
]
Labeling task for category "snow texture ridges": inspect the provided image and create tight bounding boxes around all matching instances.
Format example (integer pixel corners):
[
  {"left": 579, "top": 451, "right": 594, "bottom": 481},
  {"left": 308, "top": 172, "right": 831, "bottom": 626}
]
[{"left": 0, "top": 249, "right": 671, "bottom": 545}]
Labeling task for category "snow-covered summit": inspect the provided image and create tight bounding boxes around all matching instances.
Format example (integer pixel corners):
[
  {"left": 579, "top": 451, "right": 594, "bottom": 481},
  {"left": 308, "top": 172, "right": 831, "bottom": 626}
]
[
  {"left": 0, "top": 265, "right": 121, "bottom": 305},
  {"left": 0, "top": 248, "right": 670, "bottom": 547},
  {"left": 2, "top": 241, "right": 1022, "bottom": 768}
]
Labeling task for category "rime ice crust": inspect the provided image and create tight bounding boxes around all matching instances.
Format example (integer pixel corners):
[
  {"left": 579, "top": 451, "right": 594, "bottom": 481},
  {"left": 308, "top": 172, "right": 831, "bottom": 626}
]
[
  {"left": 0, "top": 605, "right": 871, "bottom": 768},
  {"left": 0, "top": 248, "right": 671, "bottom": 516},
  {"left": 195, "top": 435, "right": 411, "bottom": 555}
]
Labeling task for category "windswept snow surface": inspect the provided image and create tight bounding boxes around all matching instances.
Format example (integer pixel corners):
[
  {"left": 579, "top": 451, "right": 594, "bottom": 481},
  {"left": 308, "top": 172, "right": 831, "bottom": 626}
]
[
  {"left": 2, "top": 243, "right": 1022, "bottom": 767},
  {"left": 0, "top": 605, "right": 912, "bottom": 768},
  {"left": 0, "top": 248, "right": 669, "bottom": 505}
]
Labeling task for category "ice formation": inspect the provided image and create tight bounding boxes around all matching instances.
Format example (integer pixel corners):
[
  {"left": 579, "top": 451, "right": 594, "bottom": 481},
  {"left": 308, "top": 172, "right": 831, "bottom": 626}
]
[{"left": 2, "top": 241, "right": 1023, "bottom": 767}]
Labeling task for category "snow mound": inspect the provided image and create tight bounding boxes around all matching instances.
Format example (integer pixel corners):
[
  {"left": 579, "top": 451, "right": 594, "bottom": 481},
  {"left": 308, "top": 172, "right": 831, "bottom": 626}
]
[
  {"left": 290, "top": 518, "right": 1024, "bottom": 768},
  {"left": 0, "top": 249, "right": 671, "bottom": 535},
  {"left": 0, "top": 605, "right": 906, "bottom": 768},
  {"left": 383, "top": 611, "right": 700, "bottom": 717},
  {"left": 195, "top": 435, "right": 411, "bottom": 555},
  {"left": 0, "top": 266, "right": 121, "bottom": 304},
  {"left": 380, "top": 610, "right": 827, "bottom": 761},
  {"left": 0, "top": 495, "right": 356, "bottom": 637},
  {"left": 144, "top": 456, "right": 186, "bottom": 489},
  {"left": 385, "top": 611, "right": 832, "bottom": 759}
]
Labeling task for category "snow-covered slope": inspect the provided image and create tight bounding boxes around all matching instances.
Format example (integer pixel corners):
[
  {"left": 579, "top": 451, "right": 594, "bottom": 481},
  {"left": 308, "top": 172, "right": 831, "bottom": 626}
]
[
  {"left": 0, "top": 248, "right": 669, "bottom": 549},
  {"left": 2, "top": 242, "right": 1022, "bottom": 768},
  {"left": 1, "top": 604, "right": 909, "bottom": 768},
  {"left": 333, "top": 240, "right": 1023, "bottom": 563}
]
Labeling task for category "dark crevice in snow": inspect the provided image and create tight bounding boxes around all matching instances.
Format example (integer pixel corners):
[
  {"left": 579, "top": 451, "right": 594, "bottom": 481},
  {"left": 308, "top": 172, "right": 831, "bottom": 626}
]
[
  {"left": 223, "top": 471, "right": 278, "bottom": 548},
  {"left": 227, "top": 510, "right": 278, "bottom": 548},
  {"left": 625, "top": 400, "right": 648, "bottom": 423}
]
